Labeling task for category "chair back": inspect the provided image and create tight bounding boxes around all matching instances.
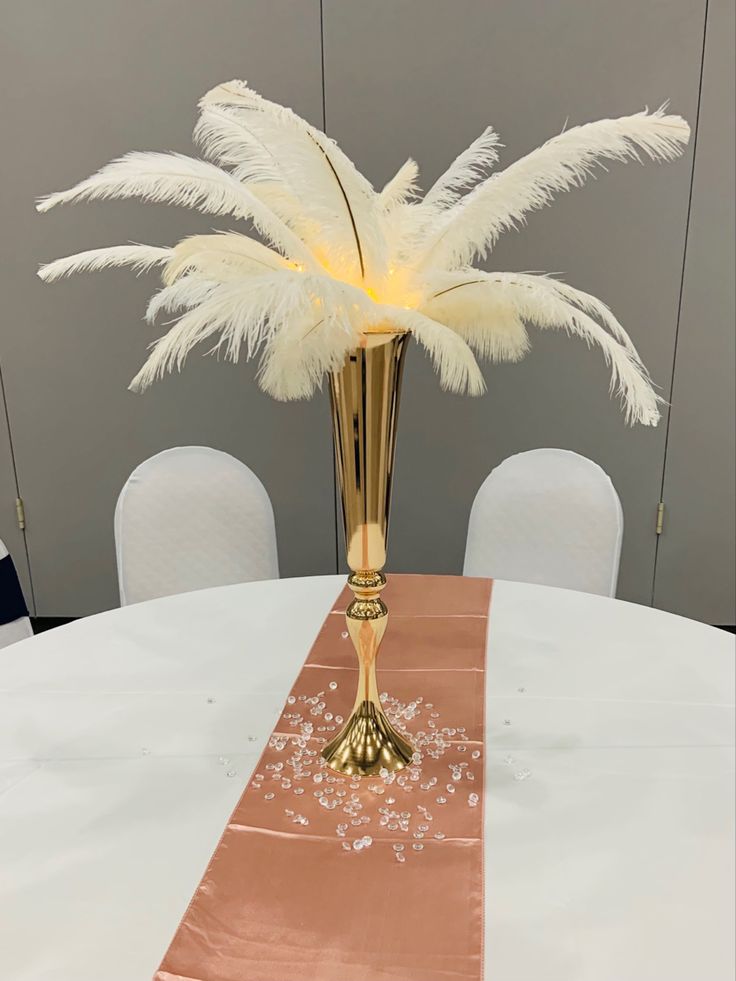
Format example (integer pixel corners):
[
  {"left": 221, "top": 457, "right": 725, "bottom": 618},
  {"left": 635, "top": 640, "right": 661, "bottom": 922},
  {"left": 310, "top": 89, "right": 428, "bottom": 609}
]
[
  {"left": 0, "top": 538, "right": 32, "bottom": 648},
  {"left": 463, "top": 448, "right": 623, "bottom": 596},
  {"left": 115, "top": 446, "right": 279, "bottom": 605}
]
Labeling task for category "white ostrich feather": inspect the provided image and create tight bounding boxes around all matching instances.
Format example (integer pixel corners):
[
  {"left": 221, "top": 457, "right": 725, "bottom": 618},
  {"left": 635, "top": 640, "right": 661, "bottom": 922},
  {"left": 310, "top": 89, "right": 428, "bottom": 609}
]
[
  {"left": 38, "top": 245, "right": 172, "bottom": 282},
  {"left": 422, "top": 126, "right": 501, "bottom": 211},
  {"left": 257, "top": 312, "right": 357, "bottom": 401},
  {"left": 145, "top": 276, "right": 221, "bottom": 324},
  {"left": 37, "top": 152, "right": 317, "bottom": 269},
  {"left": 197, "top": 81, "right": 386, "bottom": 284},
  {"left": 419, "top": 108, "right": 690, "bottom": 269},
  {"left": 134, "top": 271, "right": 364, "bottom": 394},
  {"left": 38, "top": 83, "right": 689, "bottom": 416},
  {"left": 476, "top": 272, "right": 662, "bottom": 424},
  {"left": 381, "top": 306, "right": 486, "bottom": 396},
  {"left": 378, "top": 160, "right": 420, "bottom": 211},
  {"left": 163, "top": 232, "right": 290, "bottom": 285},
  {"left": 421, "top": 278, "right": 530, "bottom": 363}
]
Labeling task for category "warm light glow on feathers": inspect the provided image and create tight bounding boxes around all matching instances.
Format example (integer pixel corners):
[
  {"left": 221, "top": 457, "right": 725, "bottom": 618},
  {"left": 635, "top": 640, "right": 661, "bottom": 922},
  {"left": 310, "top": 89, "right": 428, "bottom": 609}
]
[{"left": 37, "top": 81, "right": 690, "bottom": 422}]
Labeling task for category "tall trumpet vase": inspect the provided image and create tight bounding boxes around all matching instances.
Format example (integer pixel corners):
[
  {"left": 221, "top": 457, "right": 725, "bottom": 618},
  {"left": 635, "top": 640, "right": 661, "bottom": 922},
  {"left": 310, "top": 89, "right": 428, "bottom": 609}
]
[{"left": 321, "top": 332, "right": 415, "bottom": 776}]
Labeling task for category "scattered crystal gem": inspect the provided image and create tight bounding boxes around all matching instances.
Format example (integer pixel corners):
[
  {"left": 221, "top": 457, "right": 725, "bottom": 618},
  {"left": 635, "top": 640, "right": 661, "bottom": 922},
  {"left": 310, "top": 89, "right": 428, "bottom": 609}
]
[
  {"left": 514, "top": 769, "right": 532, "bottom": 781},
  {"left": 436, "top": 796, "right": 447, "bottom": 804},
  {"left": 342, "top": 842, "right": 351, "bottom": 851},
  {"left": 264, "top": 793, "right": 274, "bottom": 800},
  {"left": 468, "top": 793, "right": 479, "bottom": 807},
  {"left": 329, "top": 681, "right": 338, "bottom": 690},
  {"left": 226, "top": 770, "right": 237, "bottom": 777},
  {"left": 396, "top": 853, "right": 406, "bottom": 863},
  {"left": 434, "top": 832, "right": 446, "bottom": 840},
  {"left": 393, "top": 844, "right": 404, "bottom": 852},
  {"left": 341, "top": 631, "right": 349, "bottom": 640},
  {"left": 413, "top": 843, "right": 424, "bottom": 851}
]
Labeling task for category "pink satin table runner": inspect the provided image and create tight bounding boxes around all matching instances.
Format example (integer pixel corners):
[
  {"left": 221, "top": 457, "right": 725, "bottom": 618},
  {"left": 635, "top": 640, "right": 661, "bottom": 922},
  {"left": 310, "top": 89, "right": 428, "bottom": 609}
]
[{"left": 156, "top": 574, "right": 493, "bottom": 981}]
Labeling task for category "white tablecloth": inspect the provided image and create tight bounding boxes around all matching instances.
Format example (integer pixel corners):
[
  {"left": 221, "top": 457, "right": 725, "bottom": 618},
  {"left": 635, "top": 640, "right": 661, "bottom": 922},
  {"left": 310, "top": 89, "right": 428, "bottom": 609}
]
[{"left": 1, "top": 576, "right": 733, "bottom": 981}]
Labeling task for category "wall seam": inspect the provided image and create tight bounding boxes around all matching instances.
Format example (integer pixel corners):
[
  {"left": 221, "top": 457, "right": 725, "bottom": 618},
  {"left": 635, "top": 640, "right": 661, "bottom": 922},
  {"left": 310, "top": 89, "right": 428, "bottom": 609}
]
[
  {"left": 650, "top": 0, "right": 710, "bottom": 606},
  {"left": 319, "top": 0, "right": 339, "bottom": 575},
  {"left": 0, "top": 359, "right": 37, "bottom": 613}
]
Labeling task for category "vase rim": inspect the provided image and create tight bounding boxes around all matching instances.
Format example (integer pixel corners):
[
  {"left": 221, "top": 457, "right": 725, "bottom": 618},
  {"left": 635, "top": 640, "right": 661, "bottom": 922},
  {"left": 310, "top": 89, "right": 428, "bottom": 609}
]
[{"left": 356, "top": 327, "right": 408, "bottom": 350}]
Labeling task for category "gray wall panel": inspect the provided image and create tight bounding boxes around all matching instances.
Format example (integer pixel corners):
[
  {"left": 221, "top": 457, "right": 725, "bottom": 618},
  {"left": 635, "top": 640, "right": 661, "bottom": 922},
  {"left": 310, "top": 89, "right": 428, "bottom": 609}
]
[
  {"left": 0, "top": 1, "right": 332, "bottom": 615},
  {"left": 653, "top": 0, "right": 736, "bottom": 622},
  {"left": 323, "top": 0, "right": 703, "bottom": 605},
  {"left": 0, "top": 365, "right": 34, "bottom": 613}
]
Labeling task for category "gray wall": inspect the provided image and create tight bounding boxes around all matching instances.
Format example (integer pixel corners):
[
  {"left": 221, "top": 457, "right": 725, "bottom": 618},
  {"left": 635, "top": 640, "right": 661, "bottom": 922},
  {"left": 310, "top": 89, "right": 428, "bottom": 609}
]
[
  {"left": 0, "top": 1, "right": 335, "bottom": 615},
  {"left": 0, "top": 0, "right": 733, "bottom": 622}
]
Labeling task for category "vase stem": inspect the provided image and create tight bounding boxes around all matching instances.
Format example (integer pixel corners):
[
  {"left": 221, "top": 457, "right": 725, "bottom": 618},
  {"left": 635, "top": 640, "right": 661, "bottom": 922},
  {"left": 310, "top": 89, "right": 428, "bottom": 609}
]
[{"left": 321, "top": 334, "right": 414, "bottom": 776}]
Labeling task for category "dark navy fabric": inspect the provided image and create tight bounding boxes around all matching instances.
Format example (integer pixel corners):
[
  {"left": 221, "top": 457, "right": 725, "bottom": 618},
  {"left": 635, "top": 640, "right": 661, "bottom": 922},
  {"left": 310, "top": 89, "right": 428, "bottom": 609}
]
[{"left": 0, "top": 553, "right": 28, "bottom": 625}]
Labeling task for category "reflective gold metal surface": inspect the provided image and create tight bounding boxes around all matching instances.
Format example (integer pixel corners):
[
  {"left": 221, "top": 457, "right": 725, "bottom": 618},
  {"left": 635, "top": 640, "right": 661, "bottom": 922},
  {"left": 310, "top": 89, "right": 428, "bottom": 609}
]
[{"left": 321, "top": 334, "right": 414, "bottom": 776}]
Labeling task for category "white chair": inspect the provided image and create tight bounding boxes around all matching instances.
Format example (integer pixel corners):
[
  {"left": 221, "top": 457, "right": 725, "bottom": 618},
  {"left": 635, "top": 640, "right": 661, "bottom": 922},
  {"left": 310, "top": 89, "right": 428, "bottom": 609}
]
[
  {"left": 115, "top": 446, "right": 279, "bottom": 606},
  {"left": 463, "top": 448, "right": 623, "bottom": 597},
  {"left": 0, "top": 538, "right": 33, "bottom": 648}
]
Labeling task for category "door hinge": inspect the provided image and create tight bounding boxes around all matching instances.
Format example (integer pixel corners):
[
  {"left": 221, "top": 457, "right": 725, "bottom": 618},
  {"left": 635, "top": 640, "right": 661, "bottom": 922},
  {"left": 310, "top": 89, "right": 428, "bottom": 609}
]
[
  {"left": 15, "top": 497, "right": 25, "bottom": 530},
  {"left": 655, "top": 501, "right": 665, "bottom": 535}
]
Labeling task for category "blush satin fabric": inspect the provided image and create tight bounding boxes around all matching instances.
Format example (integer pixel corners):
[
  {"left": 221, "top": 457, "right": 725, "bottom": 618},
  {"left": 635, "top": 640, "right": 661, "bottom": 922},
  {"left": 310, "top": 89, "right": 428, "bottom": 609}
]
[{"left": 155, "top": 574, "right": 493, "bottom": 981}]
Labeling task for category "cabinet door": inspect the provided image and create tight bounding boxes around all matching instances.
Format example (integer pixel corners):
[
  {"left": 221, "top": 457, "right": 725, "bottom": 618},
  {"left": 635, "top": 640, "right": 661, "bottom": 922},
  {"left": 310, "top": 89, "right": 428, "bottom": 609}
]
[
  {"left": 323, "top": 0, "right": 703, "bottom": 603},
  {"left": 0, "top": 367, "right": 33, "bottom": 613},
  {"left": 0, "top": 1, "right": 333, "bottom": 615},
  {"left": 653, "top": 0, "right": 736, "bottom": 623}
]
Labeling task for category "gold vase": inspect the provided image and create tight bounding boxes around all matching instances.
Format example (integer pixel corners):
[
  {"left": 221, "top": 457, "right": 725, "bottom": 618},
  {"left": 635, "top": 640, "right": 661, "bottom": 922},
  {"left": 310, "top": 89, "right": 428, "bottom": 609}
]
[{"left": 321, "top": 331, "right": 415, "bottom": 776}]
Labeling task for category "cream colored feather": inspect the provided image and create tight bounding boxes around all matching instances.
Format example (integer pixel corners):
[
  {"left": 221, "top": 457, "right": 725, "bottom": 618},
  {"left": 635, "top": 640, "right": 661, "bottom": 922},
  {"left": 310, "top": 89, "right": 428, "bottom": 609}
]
[
  {"left": 145, "top": 276, "right": 221, "bottom": 325},
  {"left": 38, "top": 245, "right": 173, "bottom": 282},
  {"left": 38, "top": 83, "right": 689, "bottom": 416},
  {"left": 378, "top": 160, "right": 420, "bottom": 211},
  {"left": 381, "top": 306, "right": 486, "bottom": 396},
  {"left": 163, "top": 232, "right": 291, "bottom": 285},
  {"left": 197, "top": 81, "right": 387, "bottom": 285},
  {"left": 422, "top": 126, "right": 501, "bottom": 211},
  {"left": 418, "top": 108, "right": 690, "bottom": 269},
  {"left": 37, "top": 152, "right": 318, "bottom": 269}
]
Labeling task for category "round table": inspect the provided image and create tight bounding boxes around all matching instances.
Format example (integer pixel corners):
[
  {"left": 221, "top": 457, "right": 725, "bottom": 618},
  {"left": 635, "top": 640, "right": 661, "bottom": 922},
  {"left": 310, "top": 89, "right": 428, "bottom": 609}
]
[{"left": 1, "top": 576, "right": 733, "bottom": 981}]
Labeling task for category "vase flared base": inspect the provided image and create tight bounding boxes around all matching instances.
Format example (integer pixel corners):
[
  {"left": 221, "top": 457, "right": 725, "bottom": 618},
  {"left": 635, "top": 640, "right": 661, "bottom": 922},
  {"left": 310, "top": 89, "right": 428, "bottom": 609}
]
[{"left": 321, "top": 699, "right": 414, "bottom": 776}]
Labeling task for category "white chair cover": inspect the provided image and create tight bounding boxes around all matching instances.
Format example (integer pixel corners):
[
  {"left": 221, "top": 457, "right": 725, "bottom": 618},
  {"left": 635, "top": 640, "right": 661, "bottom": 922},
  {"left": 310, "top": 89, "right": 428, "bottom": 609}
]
[
  {"left": 0, "top": 538, "right": 32, "bottom": 649},
  {"left": 463, "top": 448, "right": 623, "bottom": 597},
  {"left": 115, "top": 446, "right": 279, "bottom": 606}
]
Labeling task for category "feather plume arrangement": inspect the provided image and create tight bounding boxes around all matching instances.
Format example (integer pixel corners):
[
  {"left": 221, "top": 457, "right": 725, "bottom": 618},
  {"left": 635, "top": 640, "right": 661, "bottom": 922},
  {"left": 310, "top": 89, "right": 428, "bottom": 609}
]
[{"left": 37, "top": 81, "right": 690, "bottom": 423}]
